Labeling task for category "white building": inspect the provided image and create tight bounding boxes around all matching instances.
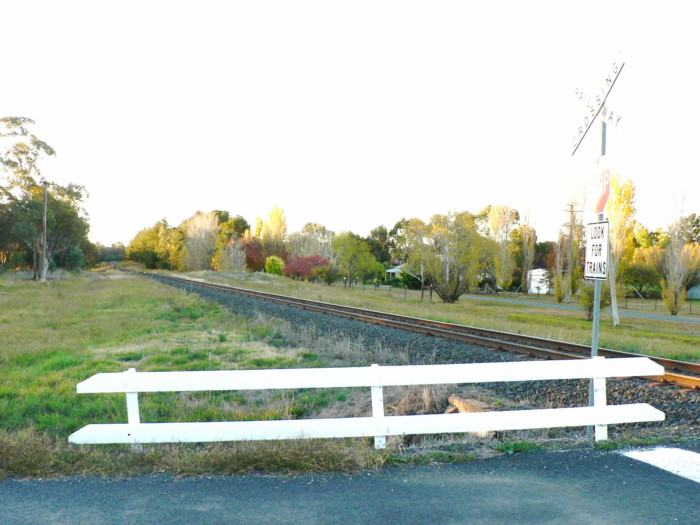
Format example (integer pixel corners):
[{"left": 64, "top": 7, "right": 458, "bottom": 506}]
[{"left": 527, "top": 268, "right": 551, "bottom": 295}]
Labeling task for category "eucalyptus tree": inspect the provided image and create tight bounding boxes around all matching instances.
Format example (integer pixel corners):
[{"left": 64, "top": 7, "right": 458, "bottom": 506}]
[
  {"left": 1, "top": 117, "right": 89, "bottom": 276},
  {"left": 487, "top": 205, "right": 519, "bottom": 291},
  {"left": 420, "top": 211, "right": 487, "bottom": 303}
]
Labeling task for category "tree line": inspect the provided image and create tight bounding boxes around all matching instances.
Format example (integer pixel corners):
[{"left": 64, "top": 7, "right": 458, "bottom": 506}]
[
  {"left": 3, "top": 116, "right": 698, "bottom": 316},
  {"left": 0, "top": 117, "right": 124, "bottom": 276},
  {"left": 125, "top": 188, "right": 700, "bottom": 318},
  {"left": 124, "top": 205, "right": 554, "bottom": 302}
]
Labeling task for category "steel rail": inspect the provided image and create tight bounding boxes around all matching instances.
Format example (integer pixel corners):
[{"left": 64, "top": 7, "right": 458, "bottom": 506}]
[{"left": 141, "top": 272, "right": 700, "bottom": 390}]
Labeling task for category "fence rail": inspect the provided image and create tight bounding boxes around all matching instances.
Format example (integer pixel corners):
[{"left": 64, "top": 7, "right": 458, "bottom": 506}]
[{"left": 69, "top": 357, "right": 665, "bottom": 448}]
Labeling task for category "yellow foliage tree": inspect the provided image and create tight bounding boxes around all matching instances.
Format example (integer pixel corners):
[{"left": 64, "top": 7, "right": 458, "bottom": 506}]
[{"left": 606, "top": 174, "right": 636, "bottom": 325}]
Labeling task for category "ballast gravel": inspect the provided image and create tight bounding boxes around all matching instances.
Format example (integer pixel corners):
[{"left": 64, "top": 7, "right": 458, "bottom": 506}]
[{"left": 158, "top": 276, "right": 700, "bottom": 441}]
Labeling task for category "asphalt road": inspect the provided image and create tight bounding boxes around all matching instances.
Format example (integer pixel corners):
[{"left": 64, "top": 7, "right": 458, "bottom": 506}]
[{"left": 2, "top": 442, "right": 699, "bottom": 525}]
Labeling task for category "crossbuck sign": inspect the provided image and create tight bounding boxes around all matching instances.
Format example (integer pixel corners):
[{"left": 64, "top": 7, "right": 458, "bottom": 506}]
[{"left": 585, "top": 221, "right": 609, "bottom": 280}]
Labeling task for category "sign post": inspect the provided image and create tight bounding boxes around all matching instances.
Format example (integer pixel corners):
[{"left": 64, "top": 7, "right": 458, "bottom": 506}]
[
  {"left": 572, "top": 61, "right": 623, "bottom": 440},
  {"left": 585, "top": 221, "right": 609, "bottom": 281}
]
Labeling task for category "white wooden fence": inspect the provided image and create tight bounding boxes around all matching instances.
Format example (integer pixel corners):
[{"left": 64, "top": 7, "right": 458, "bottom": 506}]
[{"left": 68, "top": 357, "right": 665, "bottom": 448}]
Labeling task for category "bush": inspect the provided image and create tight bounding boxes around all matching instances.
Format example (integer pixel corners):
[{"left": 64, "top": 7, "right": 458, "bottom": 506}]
[
  {"left": 579, "top": 280, "right": 612, "bottom": 321},
  {"left": 312, "top": 265, "right": 339, "bottom": 285},
  {"left": 284, "top": 255, "right": 329, "bottom": 280},
  {"left": 265, "top": 256, "right": 285, "bottom": 276}
]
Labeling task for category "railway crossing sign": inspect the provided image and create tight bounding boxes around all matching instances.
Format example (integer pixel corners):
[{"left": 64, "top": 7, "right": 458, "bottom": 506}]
[{"left": 585, "top": 221, "right": 609, "bottom": 280}]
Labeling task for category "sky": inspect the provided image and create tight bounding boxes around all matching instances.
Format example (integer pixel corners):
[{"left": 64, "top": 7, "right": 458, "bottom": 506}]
[{"left": 2, "top": 1, "right": 699, "bottom": 246}]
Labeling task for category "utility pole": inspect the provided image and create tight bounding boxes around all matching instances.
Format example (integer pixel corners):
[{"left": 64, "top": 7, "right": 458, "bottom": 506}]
[
  {"left": 39, "top": 179, "right": 49, "bottom": 282},
  {"left": 563, "top": 203, "right": 582, "bottom": 303}
]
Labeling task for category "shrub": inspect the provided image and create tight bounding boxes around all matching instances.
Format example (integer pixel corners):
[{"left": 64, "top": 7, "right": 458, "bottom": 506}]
[
  {"left": 579, "top": 280, "right": 612, "bottom": 321},
  {"left": 241, "top": 237, "right": 265, "bottom": 272},
  {"left": 312, "top": 265, "right": 339, "bottom": 285},
  {"left": 284, "top": 255, "right": 329, "bottom": 280},
  {"left": 265, "top": 256, "right": 285, "bottom": 276}
]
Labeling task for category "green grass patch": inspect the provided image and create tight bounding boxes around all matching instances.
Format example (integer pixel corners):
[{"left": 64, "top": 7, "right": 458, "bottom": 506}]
[{"left": 494, "top": 441, "right": 545, "bottom": 455}]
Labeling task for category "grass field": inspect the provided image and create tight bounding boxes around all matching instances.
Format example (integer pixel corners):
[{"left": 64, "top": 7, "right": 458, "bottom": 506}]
[
  {"left": 1, "top": 268, "right": 698, "bottom": 478},
  {"left": 0, "top": 270, "right": 395, "bottom": 477}
]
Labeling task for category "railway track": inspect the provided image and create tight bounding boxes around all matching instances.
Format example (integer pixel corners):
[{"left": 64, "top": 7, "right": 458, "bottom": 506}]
[{"left": 141, "top": 271, "right": 700, "bottom": 390}]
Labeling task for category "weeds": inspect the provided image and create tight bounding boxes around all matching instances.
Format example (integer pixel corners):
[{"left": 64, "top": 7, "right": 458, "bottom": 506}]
[{"left": 494, "top": 441, "right": 545, "bottom": 455}]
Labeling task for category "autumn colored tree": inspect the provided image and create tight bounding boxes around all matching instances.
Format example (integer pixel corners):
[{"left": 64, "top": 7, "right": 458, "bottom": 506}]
[
  {"left": 126, "top": 219, "right": 181, "bottom": 269},
  {"left": 284, "top": 254, "right": 329, "bottom": 280},
  {"left": 661, "top": 217, "right": 700, "bottom": 315},
  {"left": 261, "top": 205, "right": 288, "bottom": 260},
  {"left": 240, "top": 232, "right": 265, "bottom": 272},
  {"left": 606, "top": 174, "right": 637, "bottom": 325}
]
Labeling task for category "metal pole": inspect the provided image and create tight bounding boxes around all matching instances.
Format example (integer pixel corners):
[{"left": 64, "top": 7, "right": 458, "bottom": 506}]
[
  {"left": 588, "top": 121, "right": 607, "bottom": 439},
  {"left": 40, "top": 180, "right": 48, "bottom": 281}
]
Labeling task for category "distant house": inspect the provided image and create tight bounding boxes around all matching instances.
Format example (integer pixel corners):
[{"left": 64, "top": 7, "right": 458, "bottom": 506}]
[
  {"left": 688, "top": 272, "right": 700, "bottom": 299},
  {"left": 527, "top": 268, "right": 551, "bottom": 295},
  {"left": 386, "top": 266, "right": 403, "bottom": 280}
]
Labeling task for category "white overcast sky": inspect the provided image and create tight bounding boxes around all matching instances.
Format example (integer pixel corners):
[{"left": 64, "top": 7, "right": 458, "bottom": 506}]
[{"left": 2, "top": 1, "right": 698, "bottom": 245}]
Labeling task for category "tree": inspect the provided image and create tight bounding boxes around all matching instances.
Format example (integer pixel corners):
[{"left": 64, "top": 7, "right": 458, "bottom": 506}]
[
  {"left": 553, "top": 231, "right": 568, "bottom": 303},
  {"left": 606, "top": 174, "right": 637, "bottom": 325},
  {"left": 240, "top": 232, "right": 265, "bottom": 272},
  {"left": 212, "top": 215, "right": 249, "bottom": 270},
  {"left": 126, "top": 223, "right": 162, "bottom": 269},
  {"left": 487, "top": 205, "right": 519, "bottom": 291},
  {"left": 332, "top": 232, "right": 380, "bottom": 286},
  {"left": 365, "top": 225, "right": 392, "bottom": 264},
  {"left": 580, "top": 280, "right": 612, "bottom": 321},
  {"left": 421, "top": 212, "right": 487, "bottom": 303},
  {"left": 284, "top": 254, "right": 329, "bottom": 280},
  {"left": 261, "top": 205, "right": 288, "bottom": 260},
  {"left": 1, "top": 117, "right": 58, "bottom": 279},
  {"left": 214, "top": 240, "right": 247, "bottom": 272},
  {"left": 126, "top": 219, "right": 181, "bottom": 269},
  {"left": 181, "top": 211, "right": 219, "bottom": 271},
  {"left": 519, "top": 216, "right": 536, "bottom": 294},
  {"left": 620, "top": 264, "right": 661, "bottom": 298},
  {"left": 312, "top": 264, "right": 339, "bottom": 285},
  {"left": 288, "top": 222, "right": 333, "bottom": 260},
  {"left": 400, "top": 218, "right": 429, "bottom": 299},
  {"left": 388, "top": 218, "right": 409, "bottom": 264},
  {"left": 680, "top": 213, "right": 700, "bottom": 244},
  {"left": 661, "top": 217, "right": 700, "bottom": 315}
]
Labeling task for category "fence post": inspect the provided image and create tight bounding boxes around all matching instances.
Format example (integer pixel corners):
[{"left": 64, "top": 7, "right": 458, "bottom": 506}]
[
  {"left": 370, "top": 364, "right": 386, "bottom": 449},
  {"left": 126, "top": 368, "right": 142, "bottom": 451},
  {"left": 592, "top": 357, "right": 608, "bottom": 441}
]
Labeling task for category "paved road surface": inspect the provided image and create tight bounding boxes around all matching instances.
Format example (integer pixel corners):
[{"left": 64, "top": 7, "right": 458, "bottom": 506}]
[{"left": 2, "top": 442, "right": 699, "bottom": 524}]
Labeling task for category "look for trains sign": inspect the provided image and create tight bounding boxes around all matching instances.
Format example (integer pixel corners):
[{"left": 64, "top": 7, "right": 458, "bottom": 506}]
[{"left": 585, "top": 221, "right": 609, "bottom": 280}]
